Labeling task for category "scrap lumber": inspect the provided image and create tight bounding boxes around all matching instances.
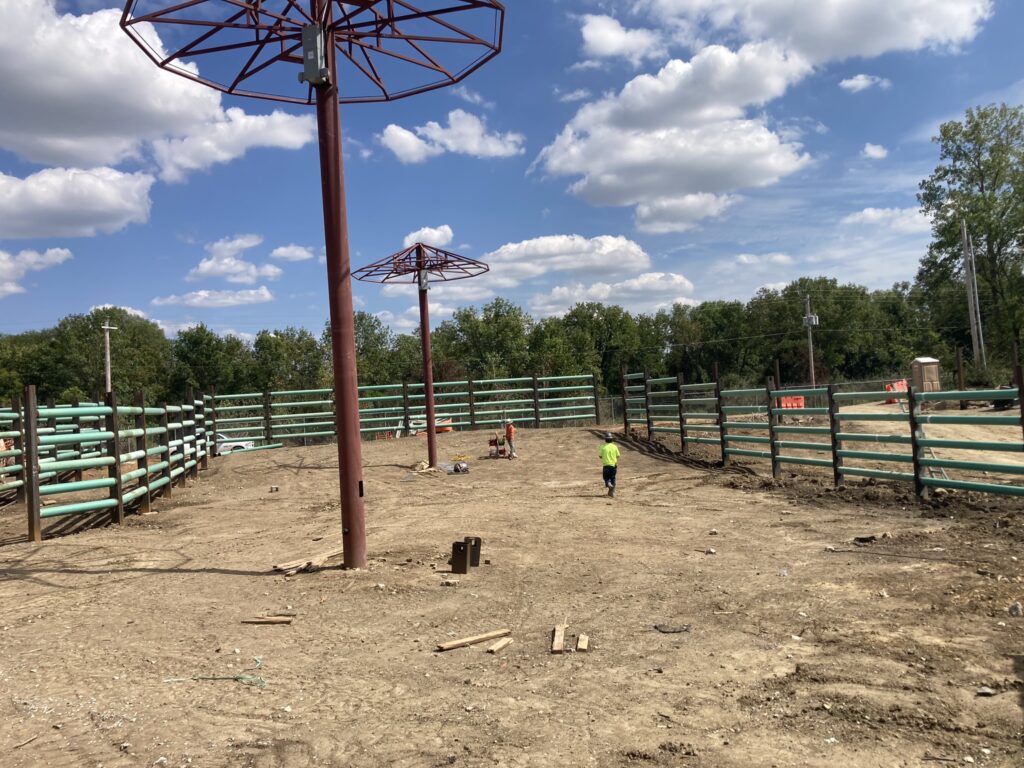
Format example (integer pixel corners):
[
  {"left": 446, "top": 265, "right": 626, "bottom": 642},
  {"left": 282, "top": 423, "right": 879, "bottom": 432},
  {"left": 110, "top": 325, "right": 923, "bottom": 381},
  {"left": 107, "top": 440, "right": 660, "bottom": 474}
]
[
  {"left": 576, "top": 633, "right": 589, "bottom": 652},
  {"left": 436, "top": 629, "right": 510, "bottom": 652},
  {"left": 241, "top": 616, "right": 293, "bottom": 625},
  {"left": 551, "top": 623, "right": 567, "bottom": 654},
  {"left": 487, "top": 637, "right": 514, "bottom": 654},
  {"left": 272, "top": 545, "right": 345, "bottom": 575}
]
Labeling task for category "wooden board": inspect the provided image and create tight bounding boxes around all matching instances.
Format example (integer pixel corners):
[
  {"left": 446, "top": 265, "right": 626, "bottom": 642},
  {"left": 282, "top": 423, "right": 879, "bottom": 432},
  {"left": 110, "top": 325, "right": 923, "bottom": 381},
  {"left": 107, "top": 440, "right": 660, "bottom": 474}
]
[
  {"left": 436, "top": 628, "right": 511, "bottom": 652},
  {"left": 241, "top": 616, "right": 292, "bottom": 625},
  {"left": 487, "top": 637, "right": 513, "bottom": 654},
  {"left": 551, "top": 624, "right": 567, "bottom": 654},
  {"left": 576, "top": 633, "right": 589, "bottom": 652}
]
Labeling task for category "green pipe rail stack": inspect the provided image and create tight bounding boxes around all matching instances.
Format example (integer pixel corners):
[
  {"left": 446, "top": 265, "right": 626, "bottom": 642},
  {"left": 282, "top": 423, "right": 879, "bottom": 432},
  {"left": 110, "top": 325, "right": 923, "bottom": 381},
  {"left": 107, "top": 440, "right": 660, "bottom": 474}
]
[
  {"left": 208, "top": 374, "right": 600, "bottom": 450},
  {"left": 0, "top": 385, "right": 209, "bottom": 542},
  {"left": 623, "top": 370, "right": 1024, "bottom": 499}
]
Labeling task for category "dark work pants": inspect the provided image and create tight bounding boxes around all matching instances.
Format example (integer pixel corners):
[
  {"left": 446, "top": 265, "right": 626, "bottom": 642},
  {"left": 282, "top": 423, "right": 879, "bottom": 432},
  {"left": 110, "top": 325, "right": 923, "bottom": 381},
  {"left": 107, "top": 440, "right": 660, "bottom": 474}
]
[{"left": 602, "top": 465, "right": 617, "bottom": 488}]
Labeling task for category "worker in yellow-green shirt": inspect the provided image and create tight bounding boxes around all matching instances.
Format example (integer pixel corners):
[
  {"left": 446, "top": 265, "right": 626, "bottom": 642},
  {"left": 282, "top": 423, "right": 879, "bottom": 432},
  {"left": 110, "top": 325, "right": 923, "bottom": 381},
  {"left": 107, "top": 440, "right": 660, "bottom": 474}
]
[{"left": 599, "top": 432, "right": 620, "bottom": 498}]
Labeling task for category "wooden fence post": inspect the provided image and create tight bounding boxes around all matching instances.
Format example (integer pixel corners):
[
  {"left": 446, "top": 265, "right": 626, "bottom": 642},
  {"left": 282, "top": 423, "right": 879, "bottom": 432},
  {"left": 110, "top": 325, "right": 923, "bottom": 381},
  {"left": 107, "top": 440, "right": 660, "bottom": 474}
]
[
  {"left": 676, "top": 371, "right": 687, "bottom": 455},
  {"left": 590, "top": 373, "right": 600, "bottom": 426},
  {"left": 209, "top": 386, "right": 218, "bottom": 458},
  {"left": 401, "top": 382, "right": 411, "bottom": 436},
  {"left": 956, "top": 346, "right": 967, "bottom": 410},
  {"left": 104, "top": 391, "right": 124, "bottom": 526},
  {"left": 134, "top": 391, "right": 151, "bottom": 513},
  {"left": 467, "top": 379, "right": 476, "bottom": 429},
  {"left": 643, "top": 371, "right": 654, "bottom": 439},
  {"left": 262, "top": 391, "right": 273, "bottom": 447},
  {"left": 71, "top": 397, "right": 84, "bottom": 482},
  {"left": 774, "top": 358, "right": 784, "bottom": 424},
  {"left": 531, "top": 375, "right": 541, "bottom": 428},
  {"left": 714, "top": 373, "right": 727, "bottom": 466},
  {"left": 159, "top": 403, "right": 172, "bottom": 498},
  {"left": 906, "top": 387, "right": 926, "bottom": 499},
  {"left": 22, "top": 386, "right": 41, "bottom": 542},
  {"left": 11, "top": 393, "right": 26, "bottom": 507},
  {"left": 827, "top": 383, "right": 843, "bottom": 487},
  {"left": 1014, "top": 342, "right": 1024, "bottom": 446},
  {"left": 620, "top": 365, "right": 629, "bottom": 434},
  {"left": 766, "top": 377, "right": 780, "bottom": 479},
  {"left": 197, "top": 391, "right": 209, "bottom": 470}
]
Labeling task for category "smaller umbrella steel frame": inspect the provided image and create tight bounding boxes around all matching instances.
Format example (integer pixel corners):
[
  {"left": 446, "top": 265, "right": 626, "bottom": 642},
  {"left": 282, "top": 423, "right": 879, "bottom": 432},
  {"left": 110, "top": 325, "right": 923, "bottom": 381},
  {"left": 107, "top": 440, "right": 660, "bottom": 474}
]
[{"left": 354, "top": 243, "right": 488, "bottom": 467}]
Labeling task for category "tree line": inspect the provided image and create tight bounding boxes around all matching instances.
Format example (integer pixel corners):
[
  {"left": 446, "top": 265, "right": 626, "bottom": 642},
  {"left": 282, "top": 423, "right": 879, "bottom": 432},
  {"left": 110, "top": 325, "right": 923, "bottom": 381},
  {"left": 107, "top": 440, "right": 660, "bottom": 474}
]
[{"left": 1, "top": 104, "right": 1022, "bottom": 403}]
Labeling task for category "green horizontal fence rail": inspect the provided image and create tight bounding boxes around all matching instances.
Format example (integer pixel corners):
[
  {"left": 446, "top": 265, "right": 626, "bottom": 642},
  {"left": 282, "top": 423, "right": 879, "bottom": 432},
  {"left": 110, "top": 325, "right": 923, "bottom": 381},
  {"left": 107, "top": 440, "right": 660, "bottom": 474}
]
[{"left": 626, "top": 370, "right": 1024, "bottom": 499}]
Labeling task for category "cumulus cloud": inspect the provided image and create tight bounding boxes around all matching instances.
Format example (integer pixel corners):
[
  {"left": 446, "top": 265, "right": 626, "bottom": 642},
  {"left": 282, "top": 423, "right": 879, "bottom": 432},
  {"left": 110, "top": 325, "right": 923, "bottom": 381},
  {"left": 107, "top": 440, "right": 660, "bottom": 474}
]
[
  {"left": 840, "top": 74, "right": 893, "bottom": 93},
  {"left": 90, "top": 304, "right": 148, "bottom": 318},
  {"left": 484, "top": 235, "right": 651, "bottom": 283},
  {"left": 379, "top": 110, "right": 524, "bottom": 163},
  {"left": 187, "top": 234, "right": 282, "bottom": 284},
  {"left": 535, "top": 43, "right": 812, "bottom": 228},
  {"left": 152, "top": 108, "right": 315, "bottom": 183},
  {"left": 579, "top": 14, "right": 665, "bottom": 66},
  {"left": 861, "top": 143, "right": 889, "bottom": 160},
  {"left": 554, "top": 87, "right": 592, "bottom": 103},
  {"left": 841, "top": 207, "right": 930, "bottom": 234},
  {"left": 271, "top": 244, "right": 315, "bottom": 262},
  {"left": 403, "top": 224, "right": 454, "bottom": 249},
  {"left": 376, "top": 303, "right": 457, "bottom": 332},
  {"left": 0, "top": 4, "right": 316, "bottom": 174},
  {"left": 530, "top": 272, "right": 696, "bottom": 316},
  {"left": 636, "top": 0, "right": 993, "bottom": 63},
  {"left": 0, "top": 247, "right": 73, "bottom": 298},
  {"left": 0, "top": 168, "right": 154, "bottom": 238},
  {"left": 451, "top": 85, "right": 493, "bottom": 109},
  {"left": 736, "top": 253, "right": 794, "bottom": 266},
  {"left": 152, "top": 286, "right": 275, "bottom": 308}
]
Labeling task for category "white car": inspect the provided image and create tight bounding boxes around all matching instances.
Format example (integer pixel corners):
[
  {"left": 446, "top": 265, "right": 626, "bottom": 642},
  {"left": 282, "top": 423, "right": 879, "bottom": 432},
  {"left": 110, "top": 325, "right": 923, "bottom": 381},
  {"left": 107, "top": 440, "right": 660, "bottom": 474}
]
[{"left": 215, "top": 432, "right": 255, "bottom": 455}]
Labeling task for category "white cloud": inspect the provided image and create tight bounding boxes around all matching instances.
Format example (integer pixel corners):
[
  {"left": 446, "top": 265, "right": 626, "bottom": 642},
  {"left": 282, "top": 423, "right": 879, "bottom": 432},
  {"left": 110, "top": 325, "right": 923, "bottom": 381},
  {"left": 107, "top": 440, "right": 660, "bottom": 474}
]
[
  {"left": 452, "top": 85, "right": 493, "bottom": 109},
  {"left": 90, "top": 304, "right": 148, "bottom": 318},
  {"left": 403, "top": 224, "right": 454, "bottom": 249},
  {"left": 483, "top": 235, "right": 651, "bottom": 283},
  {"left": 379, "top": 110, "right": 524, "bottom": 163},
  {"left": 0, "top": 167, "right": 154, "bottom": 238},
  {"left": 152, "top": 286, "right": 275, "bottom": 308},
  {"left": 535, "top": 43, "right": 812, "bottom": 227},
  {"left": 152, "top": 108, "right": 315, "bottom": 183},
  {"left": 841, "top": 207, "right": 930, "bottom": 234},
  {"left": 530, "top": 272, "right": 696, "bottom": 316},
  {"left": 579, "top": 14, "right": 665, "bottom": 66},
  {"left": 0, "top": 247, "right": 73, "bottom": 298},
  {"left": 271, "top": 244, "right": 315, "bottom": 262},
  {"left": 840, "top": 74, "right": 893, "bottom": 93},
  {"left": 861, "top": 142, "right": 889, "bottom": 160},
  {"left": 554, "top": 87, "right": 592, "bottom": 103},
  {"left": 735, "top": 253, "right": 794, "bottom": 266},
  {"left": 636, "top": 0, "right": 993, "bottom": 63},
  {"left": 0, "top": 5, "right": 317, "bottom": 175},
  {"left": 376, "top": 303, "right": 457, "bottom": 332},
  {"left": 186, "top": 235, "right": 282, "bottom": 284}
]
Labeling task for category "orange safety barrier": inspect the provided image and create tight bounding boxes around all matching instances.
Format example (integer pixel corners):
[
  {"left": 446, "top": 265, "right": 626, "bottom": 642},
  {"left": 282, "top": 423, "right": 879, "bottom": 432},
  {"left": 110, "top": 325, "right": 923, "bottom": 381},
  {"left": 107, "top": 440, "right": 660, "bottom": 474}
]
[
  {"left": 779, "top": 396, "right": 805, "bottom": 409},
  {"left": 884, "top": 379, "right": 908, "bottom": 404},
  {"left": 415, "top": 417, "right": 453, "bottom": 435}
]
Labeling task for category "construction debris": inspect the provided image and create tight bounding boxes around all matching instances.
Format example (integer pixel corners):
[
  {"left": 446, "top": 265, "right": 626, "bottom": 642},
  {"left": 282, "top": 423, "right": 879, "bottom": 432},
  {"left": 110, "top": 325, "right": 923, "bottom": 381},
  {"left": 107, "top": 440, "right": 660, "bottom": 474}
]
[
  {"left": 551, "top": 623, "right": 567, "bottom": 654},
  {"left": 436, "top": 628, "right": 511, "bottom": 652},
  {"left": 575, "top": 634, "right": 590, "bottom": 652},
  {"left": 241, "top": 616, "right": 292, "bottom": 625},
  {"left": 487, "top": 637, "right": 514, "bottom": 654},
  {"left": 272, "top": 546, "right": 345, "bottom": 576}
]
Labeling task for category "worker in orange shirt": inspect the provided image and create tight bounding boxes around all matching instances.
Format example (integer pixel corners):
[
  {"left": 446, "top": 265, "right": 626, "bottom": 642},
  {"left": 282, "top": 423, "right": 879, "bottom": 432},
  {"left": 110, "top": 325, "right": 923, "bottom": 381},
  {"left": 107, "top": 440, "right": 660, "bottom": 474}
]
[{"left": 504, "top": 419, "right": 518, "bottom": 459}]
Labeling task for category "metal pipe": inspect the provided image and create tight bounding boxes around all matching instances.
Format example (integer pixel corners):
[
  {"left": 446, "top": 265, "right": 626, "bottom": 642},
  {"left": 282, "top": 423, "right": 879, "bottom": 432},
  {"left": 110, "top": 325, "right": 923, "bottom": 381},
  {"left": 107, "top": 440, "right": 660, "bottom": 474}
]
[
  {"left": 316, "top": 14, "right": 366, "bottom": 569},
  {"left": 417, "top": 245, "right": 439, "bottom": 468}
]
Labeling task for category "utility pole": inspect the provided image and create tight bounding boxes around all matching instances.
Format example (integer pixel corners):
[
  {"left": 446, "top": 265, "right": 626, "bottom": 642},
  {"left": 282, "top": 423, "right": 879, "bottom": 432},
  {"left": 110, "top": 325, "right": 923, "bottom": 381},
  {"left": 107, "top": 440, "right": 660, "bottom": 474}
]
[
  {"left": 101, "top": 319, "right": 118, "bottom": 394},
  {"left": 803, "top": 294, "right": 818, "bottom": 387},
  {"left": 960, "top": 219, "right": 987, "bottom": 368}
]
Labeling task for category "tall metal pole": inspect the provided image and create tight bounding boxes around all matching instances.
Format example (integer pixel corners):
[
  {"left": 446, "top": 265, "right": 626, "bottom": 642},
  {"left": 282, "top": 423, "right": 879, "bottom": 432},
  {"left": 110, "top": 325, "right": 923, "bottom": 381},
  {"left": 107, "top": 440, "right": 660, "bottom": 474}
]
[
  {"left": 961, "top": 219, "right": 983, "bottom": 367},
  {"left": 417, "top": 245, "right": 438, "bottom": 468},
  {"left": 804, "top": 295, "right": 816, "bottom": 387},
  {"left": 315, "top": 8, "right": 366, "bottom": 569},
  {"left": 968, "top": 231, "right": 987, "bottom": 369},
  {"left": 102, "top": 319, "right": 117, "bottom": 394}
]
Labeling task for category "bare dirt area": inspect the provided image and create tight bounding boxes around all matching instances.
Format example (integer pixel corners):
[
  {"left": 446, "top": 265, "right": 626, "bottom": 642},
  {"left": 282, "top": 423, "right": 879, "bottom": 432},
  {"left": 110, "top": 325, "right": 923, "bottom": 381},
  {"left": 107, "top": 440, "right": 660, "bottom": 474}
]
[{"left": 0, "top": 427, "right": 1021, "bottom": 768}]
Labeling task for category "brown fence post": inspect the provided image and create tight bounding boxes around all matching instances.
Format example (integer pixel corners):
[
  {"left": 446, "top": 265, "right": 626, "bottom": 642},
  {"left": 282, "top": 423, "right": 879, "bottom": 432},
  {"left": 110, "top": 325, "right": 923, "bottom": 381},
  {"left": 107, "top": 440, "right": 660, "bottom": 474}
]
[
  {"left": 197, "top": 391, "right": 209, "bottom": 470},
  {"left": 134, "top": 391, "right": 151, "bottom": 513},
  {"left": 22, "top": 386, "right": 41, "bottom": 542},
  {"left": 159, "top": 403, "right": 172, "bottom": 498},
  {"left": 401, "top": 382, "right": 411, "bottom": 436},
  {"left": 467, "top": 379, "right": 476, "bottom": 429},
  {"left": 774, "top": 358, "right": 785, "bottom": 424},
  {"left": 906, "top": 387, "right": 926, "bottom": 499},
  {"left": 262, "top": 390, "right": 273, "bottom": 447},
  {"left": 71, "top": 397, "right": 84, "bottom": 482},
  {"left": 956, "top": 346, "right": 967, "bottom": 410},
  {"left": 827, "top": 383, "right": 843, "bottom": 487},
  {"left": 209, "top": 386, "right": 218, "bottom": 458},
  {"left": 766, "top": 377, "right": 780, "bottom": 479},
  {"left": 184, "top": 387, "right": 197, "bottom": 480},
  {"left": 714, "top": 372, "right": 727, "bottom": 466},
  {"left": 104, "top": 391, "right": 124, "bottom": 526},
  {"left": 675, "top": 371, "right": 687, "bottom": 455},
  {"left": 1014, "top": 342, "right": 1024, "bottom": 446},
  {"left": 11, "top": 393, "right": 26, "bottom": 507},
  {"left": 531, "top": 375, "right": 541, "bottom": 428},
  {"left": 620, "top": 365, "right": 629, "bottom": 434},
  {"left": 643, "top": 370, "right": 655, "bottom": 439}
]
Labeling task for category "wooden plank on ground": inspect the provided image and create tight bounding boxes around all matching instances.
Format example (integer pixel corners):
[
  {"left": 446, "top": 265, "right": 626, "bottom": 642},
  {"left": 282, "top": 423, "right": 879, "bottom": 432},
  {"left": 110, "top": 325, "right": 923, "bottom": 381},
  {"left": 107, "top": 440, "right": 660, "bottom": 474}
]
[
  {"left": 241, "top": 616, "right": 293, "bottom": 625},
  {"left": 436, "top": 628, "right": 510, "bottom": 652},
  {"left": 487, "top": 637, "right": 513, "bottom": 654},
  {"left": 576, "top": 633, "right": 589, "bottom": 652},
  {"left": 551, "top": 624, "right": 567, "bottom": 654},
  {"left": 272, "top": 545, "right": 345, "bottom": 573}
]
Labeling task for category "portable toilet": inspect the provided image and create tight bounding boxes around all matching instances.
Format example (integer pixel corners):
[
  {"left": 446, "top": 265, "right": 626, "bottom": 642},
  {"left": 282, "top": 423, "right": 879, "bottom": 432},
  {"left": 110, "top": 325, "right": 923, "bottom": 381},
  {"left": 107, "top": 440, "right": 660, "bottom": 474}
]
[{"left": 911, "top": 357, "right": 941, "bottom": 392}]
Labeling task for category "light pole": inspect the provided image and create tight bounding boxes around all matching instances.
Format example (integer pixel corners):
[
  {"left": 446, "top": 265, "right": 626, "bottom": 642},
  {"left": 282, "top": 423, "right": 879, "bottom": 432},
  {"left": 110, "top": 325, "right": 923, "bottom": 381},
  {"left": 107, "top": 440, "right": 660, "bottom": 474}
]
[
  {"left": 803, "top": 294, "right": 818, "bottom": 387},
  {"left": 102, "top": 319, "right": 118, "bottom": 394},
  {"left": 120, "top": 1, "right": 505, "bottom": 569}
]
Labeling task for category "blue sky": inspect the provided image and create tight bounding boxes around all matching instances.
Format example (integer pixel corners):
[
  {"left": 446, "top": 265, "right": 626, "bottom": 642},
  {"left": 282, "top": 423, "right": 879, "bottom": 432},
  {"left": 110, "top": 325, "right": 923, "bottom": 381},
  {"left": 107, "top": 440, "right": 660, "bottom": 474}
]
[{"left": 1, "top": 0, "right": 1021, "bottom": 338}]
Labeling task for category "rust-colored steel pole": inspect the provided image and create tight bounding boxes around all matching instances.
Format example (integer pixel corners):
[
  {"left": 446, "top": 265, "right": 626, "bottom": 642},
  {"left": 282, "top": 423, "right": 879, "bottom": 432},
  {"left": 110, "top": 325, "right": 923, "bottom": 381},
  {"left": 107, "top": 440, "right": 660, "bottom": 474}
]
[
  {"left": 417, "top": 246, "right": 439, "bottom": 468},
  {"left": 316, "top": 5, "right": 366, "bottom": 569}
]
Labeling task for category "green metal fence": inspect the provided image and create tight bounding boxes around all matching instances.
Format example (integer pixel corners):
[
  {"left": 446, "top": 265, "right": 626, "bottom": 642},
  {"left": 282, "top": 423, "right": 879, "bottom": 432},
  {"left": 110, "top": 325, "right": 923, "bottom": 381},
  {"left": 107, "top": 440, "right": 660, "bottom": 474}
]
[{"left": 624, "top": 370, "right": 1024, "bottom": 499}]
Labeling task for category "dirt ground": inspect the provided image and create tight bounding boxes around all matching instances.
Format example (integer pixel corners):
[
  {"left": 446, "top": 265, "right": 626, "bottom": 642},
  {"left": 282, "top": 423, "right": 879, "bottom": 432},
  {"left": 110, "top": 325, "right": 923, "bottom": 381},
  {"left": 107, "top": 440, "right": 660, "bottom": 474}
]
[{"left": 0, "top": 426, "right": 1021, "bottom": 768}]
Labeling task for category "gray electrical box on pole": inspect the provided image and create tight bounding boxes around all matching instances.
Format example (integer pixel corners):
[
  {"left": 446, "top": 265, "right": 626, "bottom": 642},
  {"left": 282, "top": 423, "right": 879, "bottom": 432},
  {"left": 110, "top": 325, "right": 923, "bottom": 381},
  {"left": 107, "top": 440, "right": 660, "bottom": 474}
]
[{"left": 299, "top": 25, "right": 330, "bottom": 86}]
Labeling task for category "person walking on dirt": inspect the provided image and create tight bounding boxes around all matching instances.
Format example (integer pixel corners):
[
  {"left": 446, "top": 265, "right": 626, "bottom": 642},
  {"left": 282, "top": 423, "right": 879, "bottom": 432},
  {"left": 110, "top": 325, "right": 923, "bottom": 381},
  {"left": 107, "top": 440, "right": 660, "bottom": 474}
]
[
  {"left": 600, "top": 432, "right": 620, "bottom": 497},
  {"left": 505, "top": 419, "right": 518, "bottom": 459}
]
